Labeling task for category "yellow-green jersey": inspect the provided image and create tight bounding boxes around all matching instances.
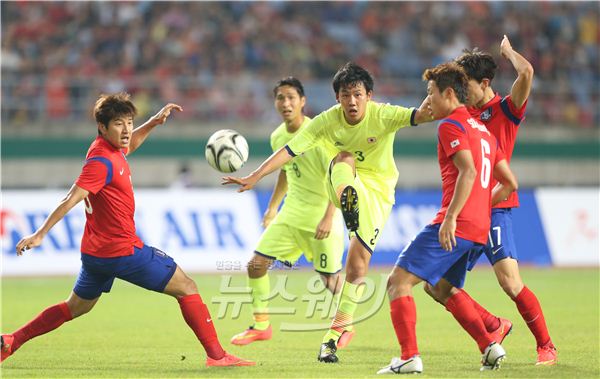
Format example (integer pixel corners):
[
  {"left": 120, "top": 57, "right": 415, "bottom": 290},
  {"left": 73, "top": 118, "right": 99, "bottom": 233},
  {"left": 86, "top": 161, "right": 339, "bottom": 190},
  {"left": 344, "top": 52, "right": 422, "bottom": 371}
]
[
  {"left": 286, "top": 101, "right": 416, "bottom": 204},
  {"left": 271, "top": 116, "right": 343, "bottom": 233}
]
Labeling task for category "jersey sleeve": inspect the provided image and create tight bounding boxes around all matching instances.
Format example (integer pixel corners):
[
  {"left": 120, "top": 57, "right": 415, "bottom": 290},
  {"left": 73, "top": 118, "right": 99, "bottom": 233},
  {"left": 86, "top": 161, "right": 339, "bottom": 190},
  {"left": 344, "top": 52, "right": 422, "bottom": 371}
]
[
  {"left": 494, "top": 145, "right": 507, "bottom": 165},
  {"left": 75, "top": 158, "right": 112, "bottom": 194},
  {"left": 286, "top": 115, "right": 324, "bottom": 156},
  {"left": 270, "top": 130, "right": 280, "bottom": 153},
  {"left": 437, "top": 120, "right": 470, "bottom": 158},
  {"left": 380, "top": 103, "right": 417, "bottom": 133},
  {"left": 500, "top": 95, "right": 527, "bottom": 125}
]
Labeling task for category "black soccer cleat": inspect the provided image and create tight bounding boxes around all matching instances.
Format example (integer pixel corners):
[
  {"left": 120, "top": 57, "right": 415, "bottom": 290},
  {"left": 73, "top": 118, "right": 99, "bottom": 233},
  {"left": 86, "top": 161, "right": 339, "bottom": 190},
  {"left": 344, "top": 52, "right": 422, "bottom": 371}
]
[
  {"left": 340, "top": 186, "right": 359, "bottom": 232},
  {"left": 317, "top": 339, "right": 339, "bottom": 363}
]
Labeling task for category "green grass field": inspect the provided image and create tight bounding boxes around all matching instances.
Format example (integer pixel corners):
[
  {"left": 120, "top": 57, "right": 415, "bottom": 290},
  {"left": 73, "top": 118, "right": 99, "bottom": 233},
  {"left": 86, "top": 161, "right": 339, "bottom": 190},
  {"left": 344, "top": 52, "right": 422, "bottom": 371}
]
[{"left": 1, "top": 268, "right": 598, "bottom": 378}]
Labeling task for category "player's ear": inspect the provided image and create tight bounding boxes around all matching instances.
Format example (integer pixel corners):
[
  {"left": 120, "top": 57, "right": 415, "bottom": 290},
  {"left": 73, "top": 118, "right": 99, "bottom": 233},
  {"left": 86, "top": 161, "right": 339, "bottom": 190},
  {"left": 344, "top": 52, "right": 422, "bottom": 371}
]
[
  {"left": 300, "top": 95, "right": 306, "bottom": 108},
  {"left": 98, "top": 123, "right": 107, "bottom": 134},
  {"left": 481, "top": 78, "right": 491, "bottom": 90},
  {"left": 335, "top": 93, "right": 340, "bottom": 103},
  {"left": 366, "top": 90, "right": 373, "bottom": 100}
]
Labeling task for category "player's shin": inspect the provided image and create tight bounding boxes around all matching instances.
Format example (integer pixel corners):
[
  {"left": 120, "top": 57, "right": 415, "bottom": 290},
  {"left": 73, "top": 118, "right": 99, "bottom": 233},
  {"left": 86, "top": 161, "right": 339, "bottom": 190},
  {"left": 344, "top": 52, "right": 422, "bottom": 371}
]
[
  {"left": 10, "top": 302, "right": 73, "bottom": 353},
  {"left": 249, "top": 275, "right": 271, "bottom": 330},
  {"left": 513, "top": 286, "right": 552, "bottom": 347},
  {"left": 178, "top": 294, "right": 225, "bottom": 360},
  {"left": 322, "top": 280, "right": 364, "bottom": 343},
  {"left": 445, "top": 291, "right": 493, "bottom": 353},
  {"left": 331, "top": 162, "right": 355, "bottom": 199},
  {"left": 390, "top": 296, "right": 419, "bottom": 359}
]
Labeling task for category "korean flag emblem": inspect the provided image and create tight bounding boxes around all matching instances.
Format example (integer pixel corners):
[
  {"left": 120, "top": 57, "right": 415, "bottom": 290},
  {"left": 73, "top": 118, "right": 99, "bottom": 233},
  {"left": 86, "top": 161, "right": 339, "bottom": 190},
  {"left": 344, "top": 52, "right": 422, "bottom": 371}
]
[{"left": 450, "top": 139, "right": 460, "bottom": 148}]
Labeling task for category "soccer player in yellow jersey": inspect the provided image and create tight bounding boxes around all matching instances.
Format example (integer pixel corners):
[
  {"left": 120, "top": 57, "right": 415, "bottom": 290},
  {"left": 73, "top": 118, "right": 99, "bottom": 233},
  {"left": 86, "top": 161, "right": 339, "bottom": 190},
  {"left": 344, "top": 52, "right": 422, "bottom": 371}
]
[
  {"left": 223, "top": 63, "right": 432, "bottom": 362},
  {"left": 230, "top": 77, "right": 345, "bottom": 346}
]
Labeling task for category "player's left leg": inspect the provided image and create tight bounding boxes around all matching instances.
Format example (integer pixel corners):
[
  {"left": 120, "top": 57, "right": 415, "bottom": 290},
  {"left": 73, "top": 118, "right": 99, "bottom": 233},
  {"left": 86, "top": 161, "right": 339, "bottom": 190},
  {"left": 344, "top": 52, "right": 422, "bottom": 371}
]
[
  {"left": 119, "top": 245, "right": 253, "bottom": 367},
  {"left": 489, "top": 209, "right": 556, "bottom": 364},
  {"left": 492, "top": 258, "right": 557, "bottom": 365}
]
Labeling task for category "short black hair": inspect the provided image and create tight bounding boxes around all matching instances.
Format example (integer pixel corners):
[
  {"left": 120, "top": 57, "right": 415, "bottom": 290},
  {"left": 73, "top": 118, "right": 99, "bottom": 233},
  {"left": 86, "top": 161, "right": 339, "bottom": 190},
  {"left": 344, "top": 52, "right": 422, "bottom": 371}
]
[
  {"left": 422, "top": 62, "right": 468, "bottom": 104},
  {"left": 273, "top": 76, "right": 305, "bottom": 98},
  {"left": 93, "top": 92, "right": 137, "bottom": 128},
  {"left": 455, "top": 48, "right": 498, "bottom": 83},
  {"left": 332, "top": 62, "right": 374, "bottom": 94}
]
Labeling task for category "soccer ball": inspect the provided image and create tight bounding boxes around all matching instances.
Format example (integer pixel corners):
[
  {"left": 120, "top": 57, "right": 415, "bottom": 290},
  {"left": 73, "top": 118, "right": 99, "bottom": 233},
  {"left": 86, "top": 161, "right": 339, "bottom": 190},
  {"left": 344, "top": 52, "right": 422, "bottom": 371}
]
[{"left": 205, "top": 129, "right": 249, "bottom": 173}]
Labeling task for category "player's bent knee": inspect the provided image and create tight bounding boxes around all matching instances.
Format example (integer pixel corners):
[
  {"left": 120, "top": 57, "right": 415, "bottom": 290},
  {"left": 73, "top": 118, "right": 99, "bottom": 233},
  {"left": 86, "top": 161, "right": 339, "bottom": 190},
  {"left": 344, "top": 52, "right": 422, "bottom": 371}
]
[
  {"left": 320, "top": 273, "right": 342, "bottom": 294},
  {"left": 66, "top": 292, "right": 98, "bottom": 318},
  {"left": 334, "top": 151, "right": 355, "bottom": 165},
  {"left": 499, "top": 279, "right": 523, "bottom": 298}
]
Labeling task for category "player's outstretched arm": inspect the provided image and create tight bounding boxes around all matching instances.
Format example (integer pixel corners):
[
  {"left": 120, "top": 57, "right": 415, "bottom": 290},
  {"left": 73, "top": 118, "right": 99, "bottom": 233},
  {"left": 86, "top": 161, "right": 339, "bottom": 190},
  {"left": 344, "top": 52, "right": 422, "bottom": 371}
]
[
  {"left": 413, "top": 96, "right": 436, "bottom": 125},
  {"left": 501, "top": 35, "right": 534, "bottom": 109},
  {"left": 315, "top": 201, "right": 336, "bottom": 240},
  {"left": 15, "top": 184, "right": 89, "bottom": 255},
  {"left": 221, "top": 146, "right": 294, "bottom": 192},
  {"left": 262, "top": 170, "right": 288, "bottom": 228},
  {"left": 128, "top": 103, "right": 183, "bottom": 155},
  {"left": 439, "top": 150, "right": 477, "bottom": 251},
  {"left": 491, "top": 159, "right": 518, "bottom": 206}
]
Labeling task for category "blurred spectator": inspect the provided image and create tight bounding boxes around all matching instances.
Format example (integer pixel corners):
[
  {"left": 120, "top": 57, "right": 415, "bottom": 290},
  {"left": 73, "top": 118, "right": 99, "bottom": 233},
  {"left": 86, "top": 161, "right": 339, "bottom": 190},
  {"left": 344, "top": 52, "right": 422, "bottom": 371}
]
[{"left": 1, "top": 1, "right": 598, "bottom": 129}]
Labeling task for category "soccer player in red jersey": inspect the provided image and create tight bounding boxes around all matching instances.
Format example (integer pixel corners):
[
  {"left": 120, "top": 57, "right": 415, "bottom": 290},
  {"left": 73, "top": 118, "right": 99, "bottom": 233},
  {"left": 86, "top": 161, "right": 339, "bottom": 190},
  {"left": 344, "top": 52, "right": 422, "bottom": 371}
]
[
  {"left": 1, "top": 93, "right": 254, "bottom": 368},
  {"left": 377, "top": 63, "right": 518, "bottom": 374},
  {"left": 424, "top": 36, "right": 557, "bottom": 366}
]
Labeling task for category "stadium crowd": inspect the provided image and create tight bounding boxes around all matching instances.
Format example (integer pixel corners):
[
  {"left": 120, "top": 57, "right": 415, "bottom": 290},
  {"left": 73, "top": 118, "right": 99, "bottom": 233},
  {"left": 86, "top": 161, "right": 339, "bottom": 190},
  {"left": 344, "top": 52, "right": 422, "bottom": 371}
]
[{"left": 2, "top": 1, "right": 598, "bottom": 128}]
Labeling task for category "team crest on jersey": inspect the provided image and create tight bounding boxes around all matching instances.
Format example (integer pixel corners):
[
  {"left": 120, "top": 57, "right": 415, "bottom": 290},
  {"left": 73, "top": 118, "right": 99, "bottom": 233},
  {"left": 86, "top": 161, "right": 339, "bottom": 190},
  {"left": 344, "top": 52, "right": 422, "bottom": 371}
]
[
  {"left": 367, "top": 137, "right": 377, "bottom": 144},
  {"left": 480, "top": 108, "right": 492, "bottom": 121}
]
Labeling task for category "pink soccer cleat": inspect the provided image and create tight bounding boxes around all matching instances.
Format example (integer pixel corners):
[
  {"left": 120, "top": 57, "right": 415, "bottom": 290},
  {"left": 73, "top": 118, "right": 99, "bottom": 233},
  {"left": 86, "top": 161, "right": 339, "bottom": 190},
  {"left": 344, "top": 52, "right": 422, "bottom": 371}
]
[
  {"left": 489, "top": 317, "right": 513, "bottom": 345},
  {"left": 230, "top": 325, "right": 272, "bottom": 346},
  {"left": 1, "top": 335, "right": 14, "bottom": 363},
  {"left": 536, "top": 343, "right": 557, "bottom": 366},
  {"left": 206, "top": 352, "right": 256, "bottom": 367}
]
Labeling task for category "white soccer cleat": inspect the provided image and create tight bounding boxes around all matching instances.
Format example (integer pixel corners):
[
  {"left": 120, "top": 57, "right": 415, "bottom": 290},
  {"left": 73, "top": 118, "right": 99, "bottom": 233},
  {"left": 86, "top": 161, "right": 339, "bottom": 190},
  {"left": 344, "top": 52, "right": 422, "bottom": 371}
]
[
  {"left": 377, "top": 355, "right": 423, "bottom": 374},
  {"left": 480, "top": 342, "right": 506, "bottom": 371}
]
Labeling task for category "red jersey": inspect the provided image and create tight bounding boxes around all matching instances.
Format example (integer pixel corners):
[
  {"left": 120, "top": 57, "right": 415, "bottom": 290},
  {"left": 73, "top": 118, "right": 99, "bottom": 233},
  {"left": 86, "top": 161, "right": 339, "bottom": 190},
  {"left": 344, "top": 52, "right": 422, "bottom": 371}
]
[
  {"left": 75, "top": 136, "right": 143, "bottom": 257},
  {"left": 467, "top": 94, "right": 526, "bottom": 208},
  {"left": 432, "top": 106, "right": 505, "bottom": 245}
]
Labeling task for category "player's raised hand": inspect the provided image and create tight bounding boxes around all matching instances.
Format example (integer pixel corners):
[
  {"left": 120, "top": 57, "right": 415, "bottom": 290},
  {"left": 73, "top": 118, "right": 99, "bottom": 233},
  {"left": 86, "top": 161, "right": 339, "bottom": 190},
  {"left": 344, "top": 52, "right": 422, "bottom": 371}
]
[
  {"left": 15, "top": 233, "right": 44, "bottom": 256},
  {"left": 221, "top": 174, "right": 258, "bottom": 192},
  {"left": 438, "top": 217, "right": 457, "bottom": 252},
  {"left": 150, "top": 103, "right": 183, "bottom": 126},
  {"left": 500, "top": 35, "right": 514, "bottom": 60}
]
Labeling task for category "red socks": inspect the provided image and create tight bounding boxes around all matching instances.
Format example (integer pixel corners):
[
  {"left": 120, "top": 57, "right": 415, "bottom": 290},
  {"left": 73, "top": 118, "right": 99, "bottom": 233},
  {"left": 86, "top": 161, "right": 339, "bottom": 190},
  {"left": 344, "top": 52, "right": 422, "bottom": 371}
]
[
  {"left": 459, "top": 289, "right": 500, "bottom": 332},
  {"left": 513, "top": 286, "right": 551, "bottom": 347},
  {"left": 390, "top": 296, "right": 419, "bottom": 360},
  {"left": 445, "top": 292, "right": 492, "bottom": 353},
  {"left": 178, "top": 294, "right": 225, "bottom": 360},
  {"left": 12, "top": 302, "right": 72, "bottom": 352}
]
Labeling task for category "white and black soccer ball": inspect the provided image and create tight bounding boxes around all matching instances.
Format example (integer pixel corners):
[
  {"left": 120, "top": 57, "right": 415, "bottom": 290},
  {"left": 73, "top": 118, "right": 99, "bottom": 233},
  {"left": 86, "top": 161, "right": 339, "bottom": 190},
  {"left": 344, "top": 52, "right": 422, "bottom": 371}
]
[{"left": 205, "top": 129, "right": 249, "bottom": 173}]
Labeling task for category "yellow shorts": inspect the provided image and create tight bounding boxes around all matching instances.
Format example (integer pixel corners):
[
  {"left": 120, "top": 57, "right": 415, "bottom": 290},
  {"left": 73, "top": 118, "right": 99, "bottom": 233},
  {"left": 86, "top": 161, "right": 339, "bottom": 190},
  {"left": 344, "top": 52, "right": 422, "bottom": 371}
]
[
  {"left": 327, "top": 169, "right": 393, "bottom": 253},
  {"left": 254, "top": 222, "right": 345, "bottom": 274}
]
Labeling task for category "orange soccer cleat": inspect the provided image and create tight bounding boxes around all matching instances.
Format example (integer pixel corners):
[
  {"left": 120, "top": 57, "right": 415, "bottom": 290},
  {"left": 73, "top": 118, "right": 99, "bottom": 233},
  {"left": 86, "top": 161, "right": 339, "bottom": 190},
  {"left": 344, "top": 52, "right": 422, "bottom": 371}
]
[
  {"left": 206, "top": 352, "right": 256, "bottom": 367},
  {"left": 489, "top": 317, "right": 513, "bottom": 345},
  {"left": 230, "top": 325, "right": 272, "bottom": 346},
  {"left": 1, "top": 335, "right": 14, "bottom": 363},
  {"left": 536, "top": 343, "right": 557, "bottom": 366}
]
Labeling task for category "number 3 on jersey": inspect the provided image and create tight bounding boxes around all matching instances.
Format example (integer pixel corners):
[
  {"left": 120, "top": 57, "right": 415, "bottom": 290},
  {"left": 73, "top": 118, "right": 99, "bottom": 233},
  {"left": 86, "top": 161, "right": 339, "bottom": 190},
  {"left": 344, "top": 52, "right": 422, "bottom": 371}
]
[{"left": 480, "top": 139, "right": 491, "bottom": 188}]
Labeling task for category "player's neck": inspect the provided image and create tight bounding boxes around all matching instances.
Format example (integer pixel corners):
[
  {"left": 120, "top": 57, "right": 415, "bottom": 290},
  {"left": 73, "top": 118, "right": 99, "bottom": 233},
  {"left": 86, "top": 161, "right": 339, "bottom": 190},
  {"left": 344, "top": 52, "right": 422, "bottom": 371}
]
[
  {"left": 285, "top": 115, "right": 304, "bottom": 133},
  {"left": 477, "top": 88, "right": 496, "bottom": 108}
]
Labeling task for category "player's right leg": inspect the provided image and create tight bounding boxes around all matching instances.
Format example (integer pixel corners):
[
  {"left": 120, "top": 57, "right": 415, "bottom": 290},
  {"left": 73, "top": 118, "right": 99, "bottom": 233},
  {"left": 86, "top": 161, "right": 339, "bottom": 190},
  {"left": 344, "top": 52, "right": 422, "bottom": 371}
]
[
  {"left": 330, "top": 152, "right": 359, "bottom": 231},
  {"left": 1, "top": 260, "right": 107, "bottom": 364},
  {"left": 423, "top": 280, "right": 512, "bottom": 345},
  {"left": 377, "top": 266, "right": 422, "bottom": 374}
]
